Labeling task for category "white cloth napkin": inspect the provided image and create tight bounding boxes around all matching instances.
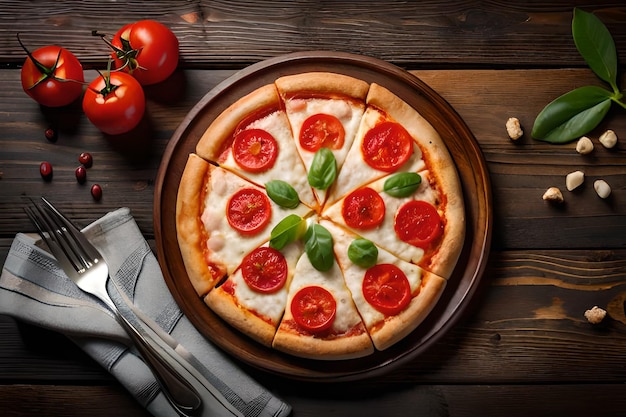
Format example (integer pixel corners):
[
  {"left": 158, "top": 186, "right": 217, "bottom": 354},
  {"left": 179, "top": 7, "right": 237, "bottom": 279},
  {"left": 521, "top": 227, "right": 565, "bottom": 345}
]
[{"left": 0, "top": 207, "right": 292, "bottom": 417}]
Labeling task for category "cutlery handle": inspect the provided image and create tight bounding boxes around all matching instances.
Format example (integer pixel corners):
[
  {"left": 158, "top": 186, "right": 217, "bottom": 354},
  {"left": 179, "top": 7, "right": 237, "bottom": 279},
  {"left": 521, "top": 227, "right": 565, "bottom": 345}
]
[
  {"left": 116, "top": 312, "right": 203, "bottom": 416},
  {"left": 111, "top": 285, "right": 242, "bottom": 417}
]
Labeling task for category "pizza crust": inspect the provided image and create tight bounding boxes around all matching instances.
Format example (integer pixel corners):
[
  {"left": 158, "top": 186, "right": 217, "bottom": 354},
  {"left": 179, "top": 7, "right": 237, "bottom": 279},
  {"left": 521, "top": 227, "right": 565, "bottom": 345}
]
[
  {"left": 196, "top": 84, "right": 280, "bottom": 161},
  {"left": 205, "top": 287, "right": 277, "bottom": 347},
  {"left": 275, "top": 72, "right": 370, "bottom": 100},
  {"left": 366, "top": 83, "right": 443, "bottom": 153},
  {"left": 369, "top": 271, "right": 446, "bottom": 351},
  {"left": 272, "top": 324, "right": 374, "bottom": 360},
  {"left": 424, "top": 166, "right": 465, "bottom": 279},
  {"left": 176, "top": 153, "right": 224, "bottom": 296}
]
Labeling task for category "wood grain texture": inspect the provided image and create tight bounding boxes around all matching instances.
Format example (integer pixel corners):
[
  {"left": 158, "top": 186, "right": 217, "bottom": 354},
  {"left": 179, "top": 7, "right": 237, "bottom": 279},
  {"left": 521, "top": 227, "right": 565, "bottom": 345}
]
[
  {"left": 1, "top": 1, "right": 625, "bottom": 68},
  {"left": 0, "top": 385, "right": 150, "bottom": 417},
  {"left": 1, "top": 382, "right": 626, "bottom": 417},
  {"left": 1, "top": 1, "right": 626, "bottom": 414}
]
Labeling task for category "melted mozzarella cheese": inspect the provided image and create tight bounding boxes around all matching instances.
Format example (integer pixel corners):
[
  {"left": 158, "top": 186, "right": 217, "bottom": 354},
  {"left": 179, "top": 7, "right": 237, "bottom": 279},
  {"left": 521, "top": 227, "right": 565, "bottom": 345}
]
[
  {"left": 327, "top": 107, "right": 426, "bottom": 206},
  {"left": 323, "top": 170, "right": 438, "bottom": 264},
  {"left": 320, "top": 220, "right": 423, "bottom": 327},
  {"left": 200, "top": 165, "right": 311, "bottom": 274},
  {"left": 220, "top": 110, "right": 317, "bottom": 208},
  {"left": 228, "top": 241, "right": 303, "bottom": 323},
  {"left": 286, "top": 246, "right": 363, "bottom": 333},
  {"left": 284, "top": 97, "right": 365, "bottom": 205}
]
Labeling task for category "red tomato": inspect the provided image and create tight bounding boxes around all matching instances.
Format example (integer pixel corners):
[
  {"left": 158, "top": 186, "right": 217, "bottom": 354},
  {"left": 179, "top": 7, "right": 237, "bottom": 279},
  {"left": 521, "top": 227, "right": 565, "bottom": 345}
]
[
  {"left": 362, "top": 264, "right": 411, "bottom": 315},
  {"left": 299, "top": 113, "right": 345, "bottom": 152},
  {"left": 232, "top": 129, "right": 279, "bottom": 173},
  {"left": 394, "top": 200, "right": 443, "bottom": 248},
  {"left": 341, "top": 187, "right": 386, "bottom": 230},
  {"left": 110, "top": 20, "right": 179, "bottom": 85},
  {"left": 241, "top": 246, "right": 288, "bottom": 293},
  {"left": 291, "top": 286, "right": 336, "bottom": 333},
  {"left": 82, "top": 71, "right": 145, "bottom": 135},
  {"left": 361, "top": 121, "right": 413, "bottom": 172},
  {"left": 226, "top": 188, "right": 272, "bottom": 235},
  {"left": 20, "top": 43, "right": 84, "bottom": 107}
]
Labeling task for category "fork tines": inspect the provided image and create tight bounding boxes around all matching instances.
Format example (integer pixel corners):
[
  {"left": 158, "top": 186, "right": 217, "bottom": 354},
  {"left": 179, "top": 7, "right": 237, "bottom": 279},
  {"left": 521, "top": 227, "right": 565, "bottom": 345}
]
[{"left": 25, "top": 198, "right": 98, "bottom": 275}]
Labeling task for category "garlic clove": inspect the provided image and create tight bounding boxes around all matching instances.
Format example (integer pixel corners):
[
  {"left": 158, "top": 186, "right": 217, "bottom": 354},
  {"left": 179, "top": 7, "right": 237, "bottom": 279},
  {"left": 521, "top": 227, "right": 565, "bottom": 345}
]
[
  {"left": 565, "top": 170, "right": 585, "bottom": 191},
  {"left": 584, "top": 306, "right": 606, "bottom": 324},
  {"left": 542, "top": 187, "right": 564, "bottom": 203},
  {"left": 575, "top": 136, "right": 594, "bottom": 154},
  {"left": 599, "top": 129, "right": 617, "bottom": 149},
  {"left": 506, "top": 117, "right": 523, "bottom": 140},
  {"left": 593, "top": 179, "right": 611, "bottom": 199}
]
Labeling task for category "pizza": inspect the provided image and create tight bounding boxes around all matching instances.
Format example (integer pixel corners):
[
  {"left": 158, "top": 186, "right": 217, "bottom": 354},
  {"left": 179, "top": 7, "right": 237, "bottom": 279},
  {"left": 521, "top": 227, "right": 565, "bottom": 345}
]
[{"left": 176, "top": 72, "right": 465, "bottom": 360}]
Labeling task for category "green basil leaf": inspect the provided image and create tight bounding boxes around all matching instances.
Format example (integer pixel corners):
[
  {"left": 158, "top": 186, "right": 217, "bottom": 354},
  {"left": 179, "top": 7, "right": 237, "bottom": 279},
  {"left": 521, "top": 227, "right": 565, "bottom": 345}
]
[
  {"left": 347, "top": 238, "right": 378, "bottom": 268},
  {"left": 572, "top": 8, "right": 618, "bottom": 89},
  {"left": 269, "top": 214, "right": 306, "bottom": 250},
  {"left": 308, "top": 148, "right": 337, "bottom": 190},
  {"left": 304, "top": 224, "right": 334, "bottom": 271},
  {"left": 383, "top": 172, "right": 422, "bottom": 198},
  {"left": 266, "top": 180, "right": 300, "bottom": 209},
  {"left": 531, "top": 86, "right": 612, "bottom": 143}
]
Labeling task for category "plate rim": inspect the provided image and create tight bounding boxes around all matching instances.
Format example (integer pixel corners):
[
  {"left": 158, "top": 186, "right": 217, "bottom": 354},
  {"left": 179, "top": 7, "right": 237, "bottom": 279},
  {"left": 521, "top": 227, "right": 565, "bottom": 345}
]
[{"left": 154, "top": 51, "right": 493, "bottom": 382}]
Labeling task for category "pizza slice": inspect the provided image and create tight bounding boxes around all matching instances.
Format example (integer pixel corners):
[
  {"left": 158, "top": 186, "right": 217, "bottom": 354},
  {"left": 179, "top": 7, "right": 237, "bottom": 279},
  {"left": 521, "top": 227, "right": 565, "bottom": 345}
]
[
  {"left": 205, "top": 240, "right": 304, "bottom": 347},
  {"left": 274, "top": 72, "right": 370, "bottom": 206},
  {"left": 327, "top": 82, "right": 447, "bottom": 206},
  {"left": 176, "top": 153, "right": 312, "bottom": 296},
  {"left": 322, "top": 168, "right": 464, "bottom": 279},
  {"left": 272, "top": 228, "right": 374, "bottom": 360},
  {"left": 195, "top": 83, "right": 317, "bottom": 209},
  {"left": 321, "top": 220, "right": 447, "bottom": 351}
]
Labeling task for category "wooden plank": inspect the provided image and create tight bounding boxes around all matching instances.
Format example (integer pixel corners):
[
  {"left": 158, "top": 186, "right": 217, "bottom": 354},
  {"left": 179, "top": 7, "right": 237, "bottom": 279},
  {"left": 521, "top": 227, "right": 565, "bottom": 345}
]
[
  {"left": 1, "top": 382, "right": 625, "bottom": 417},
  {"left": 1, "top": 1, "right": 625, "bottom": 68},
  {"left": 0, "top": 385, "right": 149, "bottom": 417}
]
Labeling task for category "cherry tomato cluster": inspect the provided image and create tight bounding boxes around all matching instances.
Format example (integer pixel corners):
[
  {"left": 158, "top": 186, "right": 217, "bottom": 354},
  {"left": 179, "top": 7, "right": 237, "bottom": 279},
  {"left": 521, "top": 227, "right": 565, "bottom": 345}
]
[{"left": 19, "top": 20, "right": 179, "bottom": 135}]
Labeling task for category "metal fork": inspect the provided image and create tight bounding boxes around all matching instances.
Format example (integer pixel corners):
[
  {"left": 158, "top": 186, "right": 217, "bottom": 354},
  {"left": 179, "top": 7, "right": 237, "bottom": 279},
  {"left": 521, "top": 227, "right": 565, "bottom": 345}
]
[{"left": 25, "top": 197, "right": 242, "bottom": 417}]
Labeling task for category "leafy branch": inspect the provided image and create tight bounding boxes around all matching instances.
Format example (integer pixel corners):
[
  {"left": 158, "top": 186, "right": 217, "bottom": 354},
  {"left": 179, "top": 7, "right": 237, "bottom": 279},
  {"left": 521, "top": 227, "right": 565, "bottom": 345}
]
[{"left": 531, "top": 8, "right": 625, "bottom": 144}]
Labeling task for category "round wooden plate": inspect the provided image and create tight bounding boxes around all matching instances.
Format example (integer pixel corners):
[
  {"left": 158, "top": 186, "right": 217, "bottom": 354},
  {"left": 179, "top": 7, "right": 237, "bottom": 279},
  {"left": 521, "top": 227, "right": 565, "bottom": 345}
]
[{"left": 154, "top": 51, "right": 492, "bottom": 382}]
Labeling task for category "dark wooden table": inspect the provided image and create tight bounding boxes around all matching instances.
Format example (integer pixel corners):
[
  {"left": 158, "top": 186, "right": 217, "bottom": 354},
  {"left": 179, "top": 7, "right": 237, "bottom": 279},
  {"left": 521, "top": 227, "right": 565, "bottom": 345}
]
[{"left": 2, "top": 1, "right": 626, "bottom": 416}]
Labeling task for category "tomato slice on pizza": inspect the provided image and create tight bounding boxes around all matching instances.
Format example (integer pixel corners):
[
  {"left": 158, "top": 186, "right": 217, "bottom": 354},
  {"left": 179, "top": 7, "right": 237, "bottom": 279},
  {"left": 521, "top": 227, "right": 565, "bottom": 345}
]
[
  {"left": 195, "top": 84, "right": 317, "bottom": 209},
  {"left": 321, "top": 220, "right": 447, "bottom": 351},
  {"left": 275, "top": 72, "right": 369, "bottom": 206},
  {"left": 341, "top": 186, "right": 386, "bottom": 230}
]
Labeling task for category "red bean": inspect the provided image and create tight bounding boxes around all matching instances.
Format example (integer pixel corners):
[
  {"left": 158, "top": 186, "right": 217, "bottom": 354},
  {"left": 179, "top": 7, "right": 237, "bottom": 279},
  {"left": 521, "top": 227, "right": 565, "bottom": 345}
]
[
  {"left": 39, "top": 161, "right": 53, "bottom": 181},
  {"left": 78, "top": 152, "right": 93, "bottom": 168},
  {"left": 91, "top": 184, "right": 102, "bottom": 201},
  {"left": 44, "top": 128, "right": 57, "bottom": 142},
  {"left": 75, "top": 166, "right": 87, "bottom": 184}
]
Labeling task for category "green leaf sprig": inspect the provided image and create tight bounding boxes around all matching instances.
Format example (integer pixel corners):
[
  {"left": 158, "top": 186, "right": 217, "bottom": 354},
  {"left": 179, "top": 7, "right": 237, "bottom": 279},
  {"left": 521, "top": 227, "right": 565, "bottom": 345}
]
[
  {"left": 269, "top": 214, "right": 307, "bottom": 250},
  {"left": 348, "top": 238, "right": 378, "bottom": 268},
  {"left": 531, "top": 8, "right": 625, "bottom": 144},
  {"left": 383, "top": 172, "right": 422, "bottom": 197},
  {"left": 269, "top": 215, "right": 335, "bottom": 271},
  {"left": 266, "top": 180, "right": 300, "bottom": 209},
  {"left": 308, "top": 148, "right": 337, "bottom": 190},
  {"left": 304, "top": 224, "right": 335, "bottom": 272}
]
